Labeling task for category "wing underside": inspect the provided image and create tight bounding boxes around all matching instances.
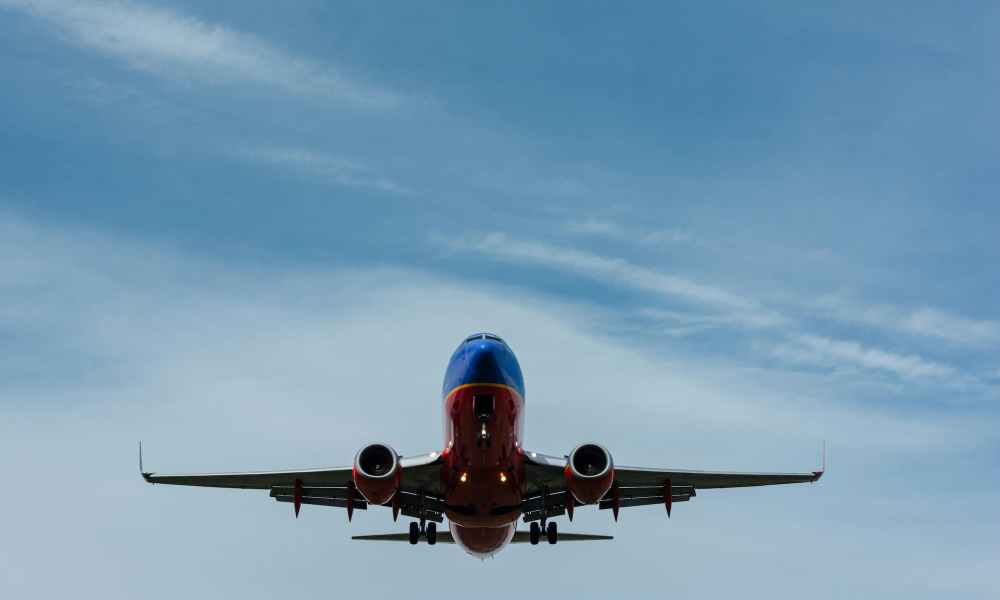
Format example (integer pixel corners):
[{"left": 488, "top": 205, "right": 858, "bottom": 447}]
[
  {"left": 521, "top": 450, "right": 822, "bottom": 522},
  {"left": 141, "top": 451, "right": 446, "bottom": 521}
]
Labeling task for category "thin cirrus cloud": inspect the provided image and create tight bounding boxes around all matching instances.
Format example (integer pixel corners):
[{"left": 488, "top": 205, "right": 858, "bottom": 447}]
[
  {"left": 771, "top": 334, "right": 957, "bottom": 380},
  {"left": 445, "top": 233, "right": 982, "bottom": 386},
  {"left": 1, "top": 0, "right": 400, "bottom": 109},
  {"left": 228, "top": 146, "right": 411, "bottom": 195},
  {"left": 447, "top": 232, "right": 787, "bottom": 329},
  {"left": 566, "top": 217, "right": 694, "bottom": 245},
  {"left": 567, "top": 219, "right": 1000, "bottom": 350},
  {"left": 817, "top": 296, "right": 1000, "bottom": 348}
]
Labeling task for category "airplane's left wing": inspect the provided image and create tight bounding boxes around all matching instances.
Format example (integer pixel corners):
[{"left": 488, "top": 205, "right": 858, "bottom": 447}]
[
  {"left": 141, "top": 449, "right": 445, "bottom": 522},
  {"left": 521, "top": 449, "right": 822, "bottom": 521}
]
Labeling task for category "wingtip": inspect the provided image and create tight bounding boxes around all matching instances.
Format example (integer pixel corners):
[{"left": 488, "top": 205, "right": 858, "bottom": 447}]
[
  {"left": 811, "top": 440, "right": 826, "bottom": 482},
  {"left": 138, "top": 441, "right": 154, "bottom": 483}
]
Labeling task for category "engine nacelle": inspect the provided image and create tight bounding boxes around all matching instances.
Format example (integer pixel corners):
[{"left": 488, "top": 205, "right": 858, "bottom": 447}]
[
  {"left": 352, "top": 443, "right": 400, "bottom": 505},
  {"left": 564, "top": 443, "right": 614, "bottom": 505}
]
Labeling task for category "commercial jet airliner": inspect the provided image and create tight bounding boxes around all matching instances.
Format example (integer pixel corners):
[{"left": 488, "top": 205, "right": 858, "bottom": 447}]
[{"left": 142, "top": 332, "right": 823, "bottom": 557}]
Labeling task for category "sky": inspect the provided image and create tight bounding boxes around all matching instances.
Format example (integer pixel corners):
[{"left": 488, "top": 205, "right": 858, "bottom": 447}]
[{"left": 1, "top": 1, "right": 998, "bottom": 597}]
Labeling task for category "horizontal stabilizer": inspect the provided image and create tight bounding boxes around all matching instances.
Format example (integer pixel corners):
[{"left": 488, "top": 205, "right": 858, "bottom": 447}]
[
  {"left": 353, "top": 532, "right": 455, "bottom": 543},
  {"left": 352, "top": 531, "right": 612, "bottom": 543},
  {"left": 511, "top": 531, "right": 612, "bottom": 543}
]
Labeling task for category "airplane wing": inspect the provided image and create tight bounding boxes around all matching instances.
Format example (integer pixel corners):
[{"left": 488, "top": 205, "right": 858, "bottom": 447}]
[
  {"left": 141, "top": 447, "right": 445, "bottom": 522},
  {"left": 521, "top": 450, "right": 822, "bottom": 521}
]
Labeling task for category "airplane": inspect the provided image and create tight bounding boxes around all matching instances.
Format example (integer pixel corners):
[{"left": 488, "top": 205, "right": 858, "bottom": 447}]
[{"left": 142, "top": 332, "right": 824, "bottom": 557}]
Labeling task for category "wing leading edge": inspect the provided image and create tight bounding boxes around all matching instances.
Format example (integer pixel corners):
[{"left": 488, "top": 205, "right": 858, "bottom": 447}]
[
  {"left": 140, "top": 446, "right": 445, "bottom": 521},
  {"left": 521, "top": 449, "right": 823, "bottom": 521}
]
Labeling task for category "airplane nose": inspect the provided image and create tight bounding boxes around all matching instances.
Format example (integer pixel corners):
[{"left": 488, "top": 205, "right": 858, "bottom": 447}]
[
  {"left": 465, "top": 344, "right": 504, "bottom": 381},
  {"left": 443, "top": 335, "right": 525, "bottom": 398}
]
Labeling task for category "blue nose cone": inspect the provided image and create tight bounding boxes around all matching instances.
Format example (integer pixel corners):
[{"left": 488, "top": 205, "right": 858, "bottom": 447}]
[{"left": 442, "top": 333, "right": 525, "bottom": 397}]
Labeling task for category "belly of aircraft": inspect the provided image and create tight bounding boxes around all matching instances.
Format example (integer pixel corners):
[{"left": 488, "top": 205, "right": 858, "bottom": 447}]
[{"left": 449, "top": 522, "right": 516, "bottom": 557}]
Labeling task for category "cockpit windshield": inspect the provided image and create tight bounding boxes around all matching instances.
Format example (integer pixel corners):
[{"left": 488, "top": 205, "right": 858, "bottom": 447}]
[{"left": 464, "top": 332, "right": 506, "bottom": 344}]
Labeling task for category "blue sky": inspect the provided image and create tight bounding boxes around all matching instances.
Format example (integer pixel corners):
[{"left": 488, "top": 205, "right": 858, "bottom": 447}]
[{"left": 1, "top": 1, "right": 998, "bottom": 597}]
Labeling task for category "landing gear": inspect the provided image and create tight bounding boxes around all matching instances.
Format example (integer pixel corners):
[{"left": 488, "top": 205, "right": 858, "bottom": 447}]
[
  {"left": 408, "top": 520, "right": 437, "bottom": 545},
  {"left": 529, "top": 521, "right": 540, "bottom": 545},
  {"left": 546, "top": 521, "right": 558, "bottom": 545}
]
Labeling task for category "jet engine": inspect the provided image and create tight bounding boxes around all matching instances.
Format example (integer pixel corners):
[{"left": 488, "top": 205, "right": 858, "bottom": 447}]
[
  {"left": 564, "top": 443, "right": 614, "bottom": 504},
  {"left": 352, "top": 443, "right": 400, "bottom": 505}
]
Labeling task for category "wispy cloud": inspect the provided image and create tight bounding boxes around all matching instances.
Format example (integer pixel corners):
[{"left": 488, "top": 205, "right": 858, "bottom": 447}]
[
  {"left": 448, "top": 233, "right": 786, "bottom": 328},
  {"left": 229, "top": 146, "right": 411, "bottom": 195},
  {"left": 563, "top": 220, "right": 999, "bottom": 351},
  {"left": 2, "top": 0, "right": 399, "bottom": 109},
  {"left": 565, "top": 217, "right": 693, "bottom": 245},
  {"left": 817, "top": 296, "right": 1000, "bottom": 348},
  {"left": 565, "top": 217, "right": 625, "bottom": 236},
  {"left": 637, "top": 307, "right": 749, "bottom": 337},
  {"left": 772, "top": 334, "right": 957, "bottom": 380},
  {"left": 442, "top": 233, "right": 989, "bottom": 387}
]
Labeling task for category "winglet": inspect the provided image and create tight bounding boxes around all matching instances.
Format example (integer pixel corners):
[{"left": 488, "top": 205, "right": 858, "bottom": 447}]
[
  {"left": 811, "top": 440, "right": 826, "bottom": 482},
  {"left": 139, "top": 441, "right": 153, "bottom": 482}
]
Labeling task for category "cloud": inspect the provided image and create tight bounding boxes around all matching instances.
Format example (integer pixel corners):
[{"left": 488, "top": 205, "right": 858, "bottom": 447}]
[
  {"left": 772, "top": 334, "right": 957, "bottom": 380},
  {"left": 229, "top": 146, "right": 411, "bottom": 194},
  {"left": 441, "top": 233, "right": 992, "bottom": 387},
  {"left": 447, "top": 233, "right": 786, "bottom": 328},
  {"left": 561, "top": 223, "right": 998, "bottom": 351},
  {"left": 565, "top": 217, "right": 625, "bottom": 236},
  {"left": 1, "top": 213, "right": 997, "bottom": 598},
  {"left": 565, "top": 217, "right": 694, "bottom": 245},
  {"left": 817, "top": 297, "right": 1000, "bottom": 348},
  {"left": 1, "top": 0, "right": 399, "bottom": 109}
]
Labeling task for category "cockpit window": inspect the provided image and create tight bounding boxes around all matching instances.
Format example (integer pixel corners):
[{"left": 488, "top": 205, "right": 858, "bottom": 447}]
[{"left": 464, "top": 332, "right": 506, "bottom": 344}]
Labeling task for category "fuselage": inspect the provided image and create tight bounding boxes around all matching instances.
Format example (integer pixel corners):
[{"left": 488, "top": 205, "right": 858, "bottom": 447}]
[{"left": 440, "top": 333, "right": 525, "bottom": 556}]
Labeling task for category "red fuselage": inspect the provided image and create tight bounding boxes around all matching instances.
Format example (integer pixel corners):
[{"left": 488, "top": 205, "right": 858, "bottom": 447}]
[{"left": 438, "top": 334, "right": 526, "bottom": 555}]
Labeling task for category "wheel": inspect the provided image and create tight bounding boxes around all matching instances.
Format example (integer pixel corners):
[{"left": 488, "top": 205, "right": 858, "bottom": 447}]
[
  {"left": 408, "top": 521, "right": 419, "bottom": 545},
  {"left": 426, "top": 521, "right": 437, "bottom": 545},
  {"left": 529, "top": 521, "right": 540, "bottom": 545},
  {"left": 546, "top": 521, "right": 557, "bottom": 545}
]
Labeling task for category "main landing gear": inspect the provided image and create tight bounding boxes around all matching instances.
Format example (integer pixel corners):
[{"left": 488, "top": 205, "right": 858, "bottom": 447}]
[
  {"left": 529, "top": 520, "right": 558, "bottom": 545},
  {"left": 408, "top": 520, "right": 437, "bottom": 545}
]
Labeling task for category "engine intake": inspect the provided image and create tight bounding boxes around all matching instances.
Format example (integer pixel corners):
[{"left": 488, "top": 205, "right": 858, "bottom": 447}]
[
  {"left": 352, "top": 443, "right": 400, "bottom": 505},
  {"left": 564, "top": 443, "right": 614, "bottom": 505}
]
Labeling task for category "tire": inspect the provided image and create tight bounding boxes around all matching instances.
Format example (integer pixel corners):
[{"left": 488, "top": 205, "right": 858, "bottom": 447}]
[
  {"left": 426, "top": 521, "right": 437, "bottom": 545},
  {"left": 408, "top": 521, "right": 419, "bottom": 545},
  {"left": 546, "top": 521, "right": 557, "bottom": 545},
  {"left": 529, "top": 521, "right": 540, "bottom": 545}
]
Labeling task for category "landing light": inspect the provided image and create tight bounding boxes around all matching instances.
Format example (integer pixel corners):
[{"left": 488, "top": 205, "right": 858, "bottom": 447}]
[
  {"left": 499, "top": 472, "right": 507, "bottom": 483},
  {"left": 460, "top": 472, "right": 468, "bottom": 483}
]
